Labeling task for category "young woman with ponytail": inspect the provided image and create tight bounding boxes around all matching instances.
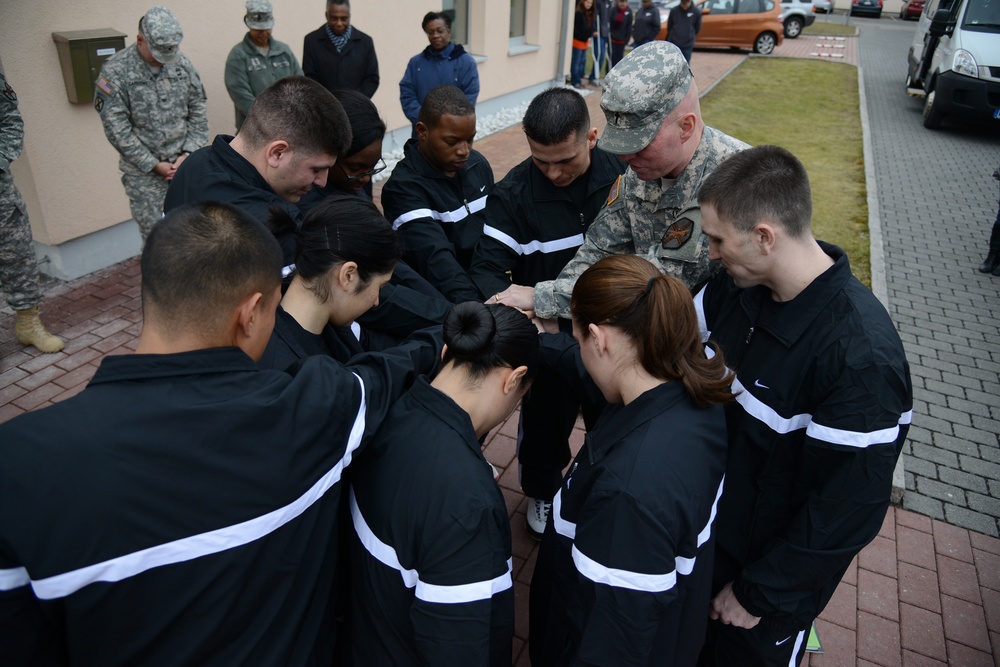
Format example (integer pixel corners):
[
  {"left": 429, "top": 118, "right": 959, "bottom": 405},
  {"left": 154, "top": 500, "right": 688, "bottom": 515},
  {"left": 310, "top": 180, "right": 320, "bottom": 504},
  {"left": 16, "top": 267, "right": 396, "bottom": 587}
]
[
  {"left": 530, "top": 253, "right": 734, "bottom": 667},
  {"left": 349, "top": 302, "right": 539, "bottom": 666}
]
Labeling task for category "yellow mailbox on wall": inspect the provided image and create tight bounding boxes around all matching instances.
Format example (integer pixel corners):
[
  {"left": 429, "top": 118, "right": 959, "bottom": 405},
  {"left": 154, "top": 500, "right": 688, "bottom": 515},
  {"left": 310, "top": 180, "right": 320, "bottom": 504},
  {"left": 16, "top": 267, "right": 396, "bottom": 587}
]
[{"left": 52, "top": 29, "right": 127, "bottom": 104}]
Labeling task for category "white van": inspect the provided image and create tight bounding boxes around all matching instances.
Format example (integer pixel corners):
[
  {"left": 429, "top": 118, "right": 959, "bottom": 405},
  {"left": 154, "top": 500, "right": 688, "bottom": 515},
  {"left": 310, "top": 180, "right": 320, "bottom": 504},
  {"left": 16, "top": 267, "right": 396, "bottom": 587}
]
[{"left": 905, "top": 0, "right": 1000, "bottom": 129}]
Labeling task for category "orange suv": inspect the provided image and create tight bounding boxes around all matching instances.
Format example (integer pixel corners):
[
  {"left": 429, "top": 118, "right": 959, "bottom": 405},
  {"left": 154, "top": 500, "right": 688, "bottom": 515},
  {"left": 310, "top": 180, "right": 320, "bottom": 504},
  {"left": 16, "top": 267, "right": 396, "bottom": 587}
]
[{"left": 658, "top": 0, "right": 784, "bottom": 54}]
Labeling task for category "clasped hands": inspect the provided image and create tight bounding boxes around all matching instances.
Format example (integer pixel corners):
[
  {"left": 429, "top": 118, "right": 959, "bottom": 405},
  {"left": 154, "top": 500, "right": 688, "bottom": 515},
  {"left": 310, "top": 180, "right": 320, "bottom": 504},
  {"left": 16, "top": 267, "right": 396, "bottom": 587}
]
[{"left": 488, "top": 284, "right": 559, "bottom": 334}]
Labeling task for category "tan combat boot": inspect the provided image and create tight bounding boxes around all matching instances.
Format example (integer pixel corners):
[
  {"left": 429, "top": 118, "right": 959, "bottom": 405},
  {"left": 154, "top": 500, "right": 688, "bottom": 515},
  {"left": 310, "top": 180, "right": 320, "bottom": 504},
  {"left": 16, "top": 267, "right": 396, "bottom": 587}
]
[{"left": 15, "top": 306, "right": 64, "bottom": 353}]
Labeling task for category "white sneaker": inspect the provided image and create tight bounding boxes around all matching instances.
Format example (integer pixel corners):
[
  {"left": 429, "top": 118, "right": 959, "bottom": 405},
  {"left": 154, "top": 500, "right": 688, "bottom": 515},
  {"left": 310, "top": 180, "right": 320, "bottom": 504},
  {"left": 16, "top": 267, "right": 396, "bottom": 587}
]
[{"left": 526, "top": 497, "right": 551, "bottom": 540}]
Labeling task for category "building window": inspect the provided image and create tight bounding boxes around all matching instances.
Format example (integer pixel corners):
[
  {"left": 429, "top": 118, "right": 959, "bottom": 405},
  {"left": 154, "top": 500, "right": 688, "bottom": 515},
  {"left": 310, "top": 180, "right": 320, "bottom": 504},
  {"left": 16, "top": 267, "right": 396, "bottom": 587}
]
[
  {"left": 443, "top": 0, "right": 469, "bottom": 46},
  {"left": 510, "top": 0, "right": 527, "bottom": 39}
]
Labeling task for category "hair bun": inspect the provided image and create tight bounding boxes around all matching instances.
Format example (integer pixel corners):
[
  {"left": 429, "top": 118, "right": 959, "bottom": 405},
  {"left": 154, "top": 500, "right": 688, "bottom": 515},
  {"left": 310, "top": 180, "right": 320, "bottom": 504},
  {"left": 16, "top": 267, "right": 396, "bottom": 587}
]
[{"left": 443, "top": 302, "right": 497, "bottom": 360}]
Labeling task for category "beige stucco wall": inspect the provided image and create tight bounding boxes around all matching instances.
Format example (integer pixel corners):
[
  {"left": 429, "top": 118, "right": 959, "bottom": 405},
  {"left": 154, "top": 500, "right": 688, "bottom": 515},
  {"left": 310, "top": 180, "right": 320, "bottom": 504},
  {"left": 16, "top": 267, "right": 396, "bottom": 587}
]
[{"left": 0, "top": 0, "right": 567, "bottom": 248}]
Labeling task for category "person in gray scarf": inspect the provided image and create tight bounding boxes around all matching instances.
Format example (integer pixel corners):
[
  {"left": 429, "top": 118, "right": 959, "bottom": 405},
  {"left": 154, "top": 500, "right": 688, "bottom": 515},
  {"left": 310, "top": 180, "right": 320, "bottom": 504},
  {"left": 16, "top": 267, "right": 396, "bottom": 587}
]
[{"left": 303, "top": 0, "right": 380, "bottom": 98}]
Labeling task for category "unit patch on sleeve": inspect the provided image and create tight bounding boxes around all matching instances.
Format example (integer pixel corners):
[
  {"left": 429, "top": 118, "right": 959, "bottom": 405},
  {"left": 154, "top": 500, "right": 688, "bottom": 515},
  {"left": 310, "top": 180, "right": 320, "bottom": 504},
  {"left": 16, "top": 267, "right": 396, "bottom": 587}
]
[
  {"left": 3, "top": 82, "right": 16, "bottom": 102},
  {"left": 606, "top": 174, "right": 622, "bottom": 206},
  {"left": 661, "top": 217, "right": 694, "bottom": 250}
]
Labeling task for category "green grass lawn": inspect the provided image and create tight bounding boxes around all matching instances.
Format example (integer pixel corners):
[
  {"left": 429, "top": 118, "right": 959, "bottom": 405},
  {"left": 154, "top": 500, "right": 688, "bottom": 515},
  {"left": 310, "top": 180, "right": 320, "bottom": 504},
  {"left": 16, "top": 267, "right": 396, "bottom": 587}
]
[
  {"left": 700, "top": 57, "right": 871, "bottom": 286},
  {"left": 803, "top": 21, "right": 859, "bottom": 36}
]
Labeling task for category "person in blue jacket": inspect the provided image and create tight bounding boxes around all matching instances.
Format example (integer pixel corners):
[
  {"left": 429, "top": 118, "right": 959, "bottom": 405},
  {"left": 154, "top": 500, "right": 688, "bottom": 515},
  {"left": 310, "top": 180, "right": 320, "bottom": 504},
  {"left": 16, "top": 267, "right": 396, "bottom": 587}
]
[
  {"left": 399, "top": 11, "right": 480, "bottom": 131},
  {"left": 530, "top": 253, "right": 733, "bottom": 666}
]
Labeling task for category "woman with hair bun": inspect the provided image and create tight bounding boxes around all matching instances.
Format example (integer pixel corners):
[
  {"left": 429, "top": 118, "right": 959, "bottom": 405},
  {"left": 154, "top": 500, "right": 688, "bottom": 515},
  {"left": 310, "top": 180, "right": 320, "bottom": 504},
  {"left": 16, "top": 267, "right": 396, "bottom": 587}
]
[
  {"left": 530, "top": 254, "right": 733, "bottom": 667},
  {"left": 258, "top": 191, "right": 400, "bottom": 369},
  {"left": 349, "top": 302, "right": 539, "bottom": 667}
]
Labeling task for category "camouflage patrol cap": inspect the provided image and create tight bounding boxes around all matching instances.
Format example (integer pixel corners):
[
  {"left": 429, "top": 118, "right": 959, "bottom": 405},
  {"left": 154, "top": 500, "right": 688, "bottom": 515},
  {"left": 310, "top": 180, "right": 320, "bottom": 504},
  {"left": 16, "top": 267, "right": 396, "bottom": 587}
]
[
  {"left": 140, "top": 7, "right": 184, "bottom": 65},
  {"left": 244, "top": 0, "right": 275, "bottom": 30},
  {"left": 598, "top": 41, "right": 694, "bottom": 155}
]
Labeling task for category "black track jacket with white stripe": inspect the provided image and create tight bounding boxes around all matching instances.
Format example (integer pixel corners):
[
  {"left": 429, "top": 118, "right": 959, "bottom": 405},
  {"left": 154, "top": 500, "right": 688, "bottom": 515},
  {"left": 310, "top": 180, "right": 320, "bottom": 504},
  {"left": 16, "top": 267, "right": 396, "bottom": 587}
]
[
  {"left": 0, "top": 339, "right": 440, "bottom": 666},
  {"left": 349, "top": 377, "right": 513, "bottom": 667},
  {"left": 530, "top": 381, "right": 728, "bottom": 666},
  {"left": 381, "top": 138, "right": 494, "bottom": 304},
  {"left": 468, "top": 147, "right": 627, "bottom": 299},
  {"left": 695, "top": 242, "right": 913, "bottom": 633}
]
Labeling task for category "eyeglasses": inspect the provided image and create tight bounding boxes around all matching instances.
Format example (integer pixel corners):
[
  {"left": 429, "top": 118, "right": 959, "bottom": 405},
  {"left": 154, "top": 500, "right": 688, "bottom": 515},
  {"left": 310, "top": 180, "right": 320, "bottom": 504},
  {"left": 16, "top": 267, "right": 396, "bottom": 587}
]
[{"left": 338, "top": 157, "right": 387, "bottom": 182}]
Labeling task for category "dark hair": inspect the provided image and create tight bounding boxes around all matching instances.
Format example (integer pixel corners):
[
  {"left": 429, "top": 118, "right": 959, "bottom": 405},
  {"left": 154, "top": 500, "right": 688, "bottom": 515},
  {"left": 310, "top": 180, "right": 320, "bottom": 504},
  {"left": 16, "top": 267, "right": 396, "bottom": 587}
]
[
  {"left": 577, "top": 0, "right": 595, "bottom": 17},
  {"left": 142, "top": 202, "right": 283, "bottom": 334},
  {"left": 698, "top": 145, "right": 813, "bottom": 238},
  {"left": 523, "top": 88, "right": 591, "bottom": 145},
  {"left": 241, "top": 76, "right": 352, "bottom": 159},
  {"left": 422, "top": 11, "right": 452, "bottom": 31},
  {"left": 269, "top": 193, "right": 400, "bottom": 302},
  {"left": 442, "top": 302, "right": 539, "bottom": 383},
  {"left": 571, "top": 255, "right": 734, "bottom": 408},
  {"left": 418, "top": 85, "right": 475, "bottom": 128},
  {"left": 332, "top": 89, "right": 386, "bottom": 158},
  {"left": 328, "top": 0, "right": 350, "bottom": 7}
]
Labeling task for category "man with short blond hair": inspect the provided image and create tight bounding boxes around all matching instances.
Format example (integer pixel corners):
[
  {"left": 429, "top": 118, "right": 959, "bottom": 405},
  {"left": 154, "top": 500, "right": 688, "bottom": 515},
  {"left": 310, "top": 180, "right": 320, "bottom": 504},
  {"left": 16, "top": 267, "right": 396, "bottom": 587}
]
[{"left": 695, "top": 145, "right": 912, "bottom": 666}]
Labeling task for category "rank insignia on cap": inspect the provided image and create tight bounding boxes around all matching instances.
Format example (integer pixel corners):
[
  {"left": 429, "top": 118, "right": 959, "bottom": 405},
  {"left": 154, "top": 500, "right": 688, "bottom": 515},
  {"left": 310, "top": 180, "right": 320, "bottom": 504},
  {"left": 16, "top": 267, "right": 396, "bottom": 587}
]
[
  {"left": 606, "top": 175, "right": 622, "bottom": 206},
  {"left": 661, "top": 217, "right": 694, "bottom": 250},
  {"left": 3, "top": 83, "right": 16, "bottom": 102},
  {"left": 96, "top": 76, "right": 112, "bottom": 95}
]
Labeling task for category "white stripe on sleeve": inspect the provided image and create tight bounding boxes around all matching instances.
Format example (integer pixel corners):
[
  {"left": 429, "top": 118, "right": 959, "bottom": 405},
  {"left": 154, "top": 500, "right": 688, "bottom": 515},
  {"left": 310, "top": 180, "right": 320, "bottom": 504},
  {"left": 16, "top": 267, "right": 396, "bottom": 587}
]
[
  {"left": 0, "top": 567, "right": 30, "bottom": 591},
  {"left": 350, "top": 488, "right": 512, "bottom": 604},
  {"left": 30, "top": 374, "right": 369, "bottom": 601},
  {"left": 572, "top": 545, "right": 679, "bottom": 593},
  {"left": 734, "top": 377, "right": 910, "bottom": 449},
  {"left": 392, "top": 194, "right": 488, "bottom": 230}
]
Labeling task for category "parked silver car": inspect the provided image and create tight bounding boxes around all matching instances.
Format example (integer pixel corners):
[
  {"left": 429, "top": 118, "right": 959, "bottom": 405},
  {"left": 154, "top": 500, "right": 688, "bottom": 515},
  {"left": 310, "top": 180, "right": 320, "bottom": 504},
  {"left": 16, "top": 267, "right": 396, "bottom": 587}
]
[{"left": 780, "top": 0, "right": 817, "bottom": 36}]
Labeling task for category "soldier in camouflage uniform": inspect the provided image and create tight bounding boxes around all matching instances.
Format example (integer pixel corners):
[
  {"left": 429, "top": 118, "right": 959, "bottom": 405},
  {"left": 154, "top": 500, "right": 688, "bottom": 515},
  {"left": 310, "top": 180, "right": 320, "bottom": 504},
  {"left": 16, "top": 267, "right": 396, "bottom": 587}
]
[
  {"left": 94, "top": 6, "right": 208, "bottom": 242},
  {"left": 0, "top": 70, "right": 64, "bottom": 353},
  {"left": 497, "top": 41, "right": 749, "bottom": 320}
]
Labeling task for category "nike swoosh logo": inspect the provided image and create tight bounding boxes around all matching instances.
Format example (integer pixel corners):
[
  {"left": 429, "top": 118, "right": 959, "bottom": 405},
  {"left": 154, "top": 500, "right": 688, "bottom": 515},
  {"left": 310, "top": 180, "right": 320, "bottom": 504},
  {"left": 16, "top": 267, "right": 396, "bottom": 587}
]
[
  {"left": 775, "top": 636, "right": 792, "bottom": 646},
  {"left": 480, "top": 185, "right": 486, "bottom": 192},
  {"left": 754, "top": 379, "right": 769, "bottom": 389}
]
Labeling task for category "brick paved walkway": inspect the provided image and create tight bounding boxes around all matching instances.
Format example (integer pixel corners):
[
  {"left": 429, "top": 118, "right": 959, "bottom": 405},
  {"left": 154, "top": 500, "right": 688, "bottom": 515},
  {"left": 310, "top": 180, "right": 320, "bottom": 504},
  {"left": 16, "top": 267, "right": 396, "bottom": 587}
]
[{"left": 2, "top": 21, "right": 998, "bottom": 666}]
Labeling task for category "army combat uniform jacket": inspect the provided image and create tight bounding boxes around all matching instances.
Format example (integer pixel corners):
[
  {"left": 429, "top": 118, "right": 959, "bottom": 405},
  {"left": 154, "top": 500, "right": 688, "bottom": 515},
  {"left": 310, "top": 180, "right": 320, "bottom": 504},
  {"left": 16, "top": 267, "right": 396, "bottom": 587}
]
[
  {"left": 469, "top": 147, "right": 627, "bottom": 299},
  {"left": 94, "top": 44, "right": 208, "bottom": 176},
  {"left": 695, "top": 243, "right": 913, "bottom": 633},
  {"left": 533, "top": 126, "right": 748, "bottom": 320},
  {"left": 224, "top": 34, "right": 302, "bottom": 130},
  {"left": 0, "top": 70, "right": 43, "bottom": 312}
]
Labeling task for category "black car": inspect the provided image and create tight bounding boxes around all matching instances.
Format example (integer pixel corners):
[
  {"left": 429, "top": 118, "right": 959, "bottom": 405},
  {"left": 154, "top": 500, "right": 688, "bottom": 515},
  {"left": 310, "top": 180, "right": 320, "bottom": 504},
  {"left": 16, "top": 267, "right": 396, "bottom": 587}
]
[{"left": 850, "top": 0, "right": 882, "bottom": 16}]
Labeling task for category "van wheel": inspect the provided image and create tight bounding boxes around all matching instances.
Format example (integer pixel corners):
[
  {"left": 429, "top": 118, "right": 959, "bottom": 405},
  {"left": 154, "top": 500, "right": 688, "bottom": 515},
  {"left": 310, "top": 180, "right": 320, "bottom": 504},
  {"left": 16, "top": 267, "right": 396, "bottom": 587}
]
[
  {"left": 785, "top": 16, "right": 804, "bottom": 38},
  {"left": 922, "top": 88, "right": 944, "bottom": 129},
  {"left": 754, "top": 32, "right": 778, "bottom": 54}
]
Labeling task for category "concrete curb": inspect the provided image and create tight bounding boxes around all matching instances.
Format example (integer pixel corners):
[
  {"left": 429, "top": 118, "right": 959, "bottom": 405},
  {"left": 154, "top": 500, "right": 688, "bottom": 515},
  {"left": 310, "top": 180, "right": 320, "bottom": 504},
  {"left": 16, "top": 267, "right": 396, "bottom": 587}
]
[
  {"left": 857, "top": 64, "right": 907, "bottom": 505},
  {"left": 698, "top": 56, "right": 747, "bottom": 98}
]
